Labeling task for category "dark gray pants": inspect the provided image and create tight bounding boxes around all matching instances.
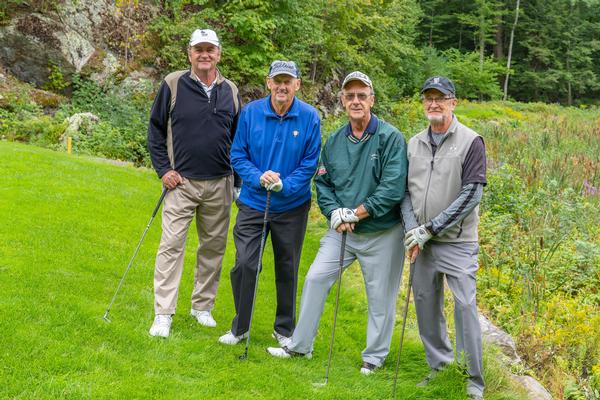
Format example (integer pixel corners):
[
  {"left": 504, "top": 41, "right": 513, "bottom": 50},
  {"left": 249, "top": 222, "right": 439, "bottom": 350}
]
[
  {"left": 229, "top": 200, "right": 310, "bottom": 337},
  {"left": 413, "top": 241, "right": 484, "bottom": 397}
]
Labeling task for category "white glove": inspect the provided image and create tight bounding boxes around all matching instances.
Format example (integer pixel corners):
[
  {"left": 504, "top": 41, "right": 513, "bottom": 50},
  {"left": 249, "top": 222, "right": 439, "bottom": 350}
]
[
  {"left": 233, "top": 186, "right": 241, "bottom": 201},
  {"left": 267, "top": 179, "right": 283, "bottom": 192},
  {"left": 330, "top": 208, "right": 359, "bottom": 230},
  {"left": 404, "top": 224, "right": 433, "bottom": 251}
]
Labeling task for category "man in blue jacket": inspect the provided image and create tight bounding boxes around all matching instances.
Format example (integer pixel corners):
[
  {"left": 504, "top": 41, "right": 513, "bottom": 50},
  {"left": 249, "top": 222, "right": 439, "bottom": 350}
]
[{"left": 219, "top": 61, "right": 321, "bottom": 346}]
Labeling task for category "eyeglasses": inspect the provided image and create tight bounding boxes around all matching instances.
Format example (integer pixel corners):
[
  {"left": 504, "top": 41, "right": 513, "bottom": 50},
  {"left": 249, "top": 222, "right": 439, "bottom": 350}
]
[
  {"left": 343, "top": 92, "right": 372, "bottom": 101},
  {"left": 422, "top": 96, "right": 455, "bottom": 104}
]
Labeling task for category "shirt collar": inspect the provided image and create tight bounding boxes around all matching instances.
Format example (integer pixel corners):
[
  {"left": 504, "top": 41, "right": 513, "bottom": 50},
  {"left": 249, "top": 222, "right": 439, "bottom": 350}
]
[
  {"left": 190, "top": 70, "right": 218, "bottom": 88},
  {"left": 345, "top": 113, "right": 379, "bottom": 138},
  {"left": 265, "top": 95, "right": 299, "bottom": 118}
]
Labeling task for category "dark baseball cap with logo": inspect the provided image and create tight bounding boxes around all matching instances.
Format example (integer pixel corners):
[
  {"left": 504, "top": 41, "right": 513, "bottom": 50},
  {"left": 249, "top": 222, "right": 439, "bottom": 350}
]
[
  {"left": 421, "top": 76, "right": 456, "bottom": 96},
  {"left": 268, "top": 60, "right": 300, "bottom": 79}
]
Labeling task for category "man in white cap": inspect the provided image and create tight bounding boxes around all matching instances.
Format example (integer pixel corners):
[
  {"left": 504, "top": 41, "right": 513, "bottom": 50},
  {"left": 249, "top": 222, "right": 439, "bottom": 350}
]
[
  {"left": 218, "top": 60, "right": 321, "bottom": 347},
  {"left": 147, "top": 28, "right": 241, "bottom": 337},
  {"left": 267, "top": 71, "right": 408, "bottom": 376}
]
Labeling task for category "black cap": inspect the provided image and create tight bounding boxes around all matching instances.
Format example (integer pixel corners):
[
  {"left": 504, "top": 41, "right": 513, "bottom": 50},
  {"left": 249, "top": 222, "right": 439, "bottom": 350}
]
[{"left": 421, "top": 76, "right": 455, "bottom": 96}]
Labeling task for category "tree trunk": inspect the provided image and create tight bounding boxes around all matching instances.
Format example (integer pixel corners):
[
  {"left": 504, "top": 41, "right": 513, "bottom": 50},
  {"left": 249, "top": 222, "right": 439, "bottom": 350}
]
[
  {"left": 503, "top": 0, "right": 520, "bottom": 101},
  {"left": 429, "top": 9, "right": 434, "bottom": 46},
  {"left": 479, "top": 11, "right": 485, "bottom": 72},
  {"left": 494, "top": 23, "right": 503, "bottom": 59}
]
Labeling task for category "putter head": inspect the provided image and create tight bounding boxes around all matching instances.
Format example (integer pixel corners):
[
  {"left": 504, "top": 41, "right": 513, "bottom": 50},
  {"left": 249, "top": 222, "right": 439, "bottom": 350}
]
[
  {"left": 312, "top": 381, "right": 328, "bottom": 388},
  {"left": 102, "top": 312, "right": 111, "bottom": 323},
  {"left": 239, "top": 353, "right": 248, "bottom": 361}
]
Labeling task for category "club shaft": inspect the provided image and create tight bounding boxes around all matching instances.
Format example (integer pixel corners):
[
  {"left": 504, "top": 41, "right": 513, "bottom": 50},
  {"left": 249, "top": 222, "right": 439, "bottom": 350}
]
[
  {"left": 242, "top": 191, "right": 271, "bottom": 358},
  {"left": 103, "top": 188, "right": 167, "bottom": 319},
  {"left": 392, "top": 261, "right": 415, "bottom": 399},
  {"left": 324, "top": 231, "right": 347, "bottom": 383}
]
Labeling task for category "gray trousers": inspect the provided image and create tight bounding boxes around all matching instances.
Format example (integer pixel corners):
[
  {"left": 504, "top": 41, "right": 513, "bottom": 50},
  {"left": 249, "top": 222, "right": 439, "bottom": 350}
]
[
  {"left": 413, "top": 241, "right": 484, "bottom": 397},
  {"left": 288, "top": 223, "right": 404, "bottom": 367}
]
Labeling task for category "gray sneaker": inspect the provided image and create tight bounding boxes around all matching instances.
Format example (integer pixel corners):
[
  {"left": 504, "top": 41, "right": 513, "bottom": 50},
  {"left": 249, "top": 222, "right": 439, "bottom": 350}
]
[{"left": 416, "top": 369, "right": 440, "bottom": 387}]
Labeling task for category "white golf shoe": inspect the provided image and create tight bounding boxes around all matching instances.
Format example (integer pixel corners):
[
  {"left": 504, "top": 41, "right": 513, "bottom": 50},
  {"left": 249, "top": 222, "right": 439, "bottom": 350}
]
[
  {"left": 360, "top": 361, "right": 379, "bottom": 375},
  {"left": 190, "top": 309, "right": 216, "bottom": 327},
  {"left": 266, "top": 346, "right": 312, "bottom": 359},
  {"left": 218, "top": 330, "right": 248, "bottom": 345},
  {"left": 149, "top": 314, "right": 172, "bottom": 338},
  {"left": 272, "top": 331, "right": 292, "bottom": 347}
]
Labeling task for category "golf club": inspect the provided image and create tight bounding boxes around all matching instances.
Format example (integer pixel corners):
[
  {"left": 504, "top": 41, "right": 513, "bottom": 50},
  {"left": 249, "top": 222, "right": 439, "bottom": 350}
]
[
  {"left": 313, "top": 230, "right": 347, "bottom": 387},
  {"left": 102, "top": 187, "right": 167, "bottom": 323},
  {"left": 392, "top": 259, "right": 416, "bottom": 399},
  {"left": 239, "top": 190, "right": 271, "bottom": 361}
]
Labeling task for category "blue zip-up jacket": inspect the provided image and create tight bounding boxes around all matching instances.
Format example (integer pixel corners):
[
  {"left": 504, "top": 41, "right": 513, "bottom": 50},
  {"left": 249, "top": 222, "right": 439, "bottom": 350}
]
[{"left": 231, "top": 95, "right": 321, "bottom": 213}]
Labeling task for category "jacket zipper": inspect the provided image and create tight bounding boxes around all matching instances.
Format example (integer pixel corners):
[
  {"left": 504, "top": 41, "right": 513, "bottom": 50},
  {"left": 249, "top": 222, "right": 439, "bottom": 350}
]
[{"left": 422, "top": 139, "right": 435, "bottom": 221}]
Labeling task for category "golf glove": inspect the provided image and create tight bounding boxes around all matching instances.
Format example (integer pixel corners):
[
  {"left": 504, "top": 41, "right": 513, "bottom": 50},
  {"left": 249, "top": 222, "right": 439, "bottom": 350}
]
[
  {"left": 233, "top": 186, "right": 241, "bottom": 201},
  {"left": 267, "top": 180, "right": 283, "bottom": 192},
  {"left": 330, "top": 208, "right": 360, "bottom": 230},
  {"left": 404, "top": 223, "right": 433, "bottom": 251}
]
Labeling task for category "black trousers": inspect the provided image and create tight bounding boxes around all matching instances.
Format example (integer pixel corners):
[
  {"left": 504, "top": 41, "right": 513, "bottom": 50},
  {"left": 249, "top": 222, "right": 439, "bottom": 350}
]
[{"left": 230, "top": 199, "right": 310, "bottom": 337}]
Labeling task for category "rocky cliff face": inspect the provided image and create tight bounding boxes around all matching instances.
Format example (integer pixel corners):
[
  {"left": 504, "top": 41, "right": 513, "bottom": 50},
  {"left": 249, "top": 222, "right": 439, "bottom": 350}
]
[{"left": 0, "top": 0, "right": 116, "bottom": 86}]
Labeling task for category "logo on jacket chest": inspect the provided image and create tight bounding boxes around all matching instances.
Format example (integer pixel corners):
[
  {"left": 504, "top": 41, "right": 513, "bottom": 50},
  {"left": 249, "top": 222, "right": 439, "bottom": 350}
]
[{"left": 292, "top": 130, "right": 299, "bottom": 137}]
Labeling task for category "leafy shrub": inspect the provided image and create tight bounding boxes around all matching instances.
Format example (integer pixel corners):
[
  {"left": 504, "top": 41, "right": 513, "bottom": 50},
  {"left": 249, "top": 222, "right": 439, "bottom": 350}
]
[
  {"left": 43, "top": 63, "right": 70, "bottom": 92},
  {"left": 4, "top": 115, "right": 66, "bottom": 145},
  {"left": 417, "top": 48, "right": 504, "bottom": 100}
]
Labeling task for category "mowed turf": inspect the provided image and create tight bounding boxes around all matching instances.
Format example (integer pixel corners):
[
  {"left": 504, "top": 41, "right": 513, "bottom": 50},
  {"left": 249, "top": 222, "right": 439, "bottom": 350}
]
[{"left": 0, "top": 142, "right": 525, "bottom": 400}]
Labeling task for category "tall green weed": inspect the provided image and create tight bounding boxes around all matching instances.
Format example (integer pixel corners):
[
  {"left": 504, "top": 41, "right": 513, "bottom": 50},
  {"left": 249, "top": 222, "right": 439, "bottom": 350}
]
[{"left": 477, "top": 106, "right": 600, "bottom": 397}]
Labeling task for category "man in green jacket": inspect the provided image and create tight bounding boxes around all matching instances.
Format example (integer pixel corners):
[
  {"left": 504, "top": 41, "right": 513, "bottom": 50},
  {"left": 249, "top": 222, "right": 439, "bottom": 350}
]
[{"left": 267, "top": 71, "right": 408, "bottom": 375}]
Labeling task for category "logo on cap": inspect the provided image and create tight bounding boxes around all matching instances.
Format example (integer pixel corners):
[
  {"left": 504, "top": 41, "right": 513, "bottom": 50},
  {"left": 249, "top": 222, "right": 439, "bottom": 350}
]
[
  {"left": 342, "top": 71, "right": 373, "bottom": 89},
  {"left": 268, "top": 60, "right": 300, "bottom": 78},
  {"left": 189, "top": 29, "right": 220, "bottom": 47}
]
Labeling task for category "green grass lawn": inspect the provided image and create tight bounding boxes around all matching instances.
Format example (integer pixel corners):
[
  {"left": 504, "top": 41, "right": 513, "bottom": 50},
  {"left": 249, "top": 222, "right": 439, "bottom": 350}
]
[{"left": 0, "top": 142, "right": 526, "bottom": 399}]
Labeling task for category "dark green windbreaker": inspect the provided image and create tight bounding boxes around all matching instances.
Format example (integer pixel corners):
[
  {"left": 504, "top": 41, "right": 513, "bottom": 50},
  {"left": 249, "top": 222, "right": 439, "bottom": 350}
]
[{"left": 315, "top": 117, "right": 408, "bottom": 234}]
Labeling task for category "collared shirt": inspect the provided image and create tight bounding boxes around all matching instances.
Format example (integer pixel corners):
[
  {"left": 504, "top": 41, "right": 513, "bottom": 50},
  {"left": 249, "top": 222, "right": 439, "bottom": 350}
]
[
  {"left": 190, "top": 71, "right": 216, "bottom": 98},
  {"left": 345, "top": 113, "right": 379, "bottom": 143}
]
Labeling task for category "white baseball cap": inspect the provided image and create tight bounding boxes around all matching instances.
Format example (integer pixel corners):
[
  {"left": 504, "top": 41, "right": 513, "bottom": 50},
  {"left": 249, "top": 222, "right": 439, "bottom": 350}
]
[
  {"left": 342, "top": 71, "right": 373, "bottom": 89},
  {"left": 189, "top": 29, "right": 220, "bottom": 47}
]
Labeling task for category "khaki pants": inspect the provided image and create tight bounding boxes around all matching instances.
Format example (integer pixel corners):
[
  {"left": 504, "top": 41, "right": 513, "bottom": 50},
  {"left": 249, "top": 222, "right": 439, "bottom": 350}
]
[{"left": 154, "top": 175, "right": 233, "bottom": 315}]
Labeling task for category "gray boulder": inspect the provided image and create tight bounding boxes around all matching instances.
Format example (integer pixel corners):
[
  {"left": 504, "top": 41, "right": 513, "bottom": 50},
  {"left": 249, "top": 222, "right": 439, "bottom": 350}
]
[
  {"left": 0, "top": 0, "right": 115, "bottom": 86},
  {"left": 61, "top": 112, "right": 99, "bottom": 144},
  {"left": 510, "top": 375, "right": 553, "bottom": 400},
  {"left": 479, "top": 314, "right": 521, "bottom": 364}
]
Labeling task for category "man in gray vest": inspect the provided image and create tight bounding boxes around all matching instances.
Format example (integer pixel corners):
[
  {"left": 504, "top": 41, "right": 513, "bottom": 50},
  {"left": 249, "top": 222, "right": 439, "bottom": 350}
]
[
  {"left": 146, "top": 28, "right": 241, "bottom": 337},
  {"left": 401, "top": 76, "right": 487, "bottom": 400}
]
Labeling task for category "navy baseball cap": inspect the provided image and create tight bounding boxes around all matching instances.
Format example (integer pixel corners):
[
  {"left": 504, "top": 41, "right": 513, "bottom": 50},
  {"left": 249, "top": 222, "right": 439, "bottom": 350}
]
[
  {"left": 421, "top": 76, "right": 456, "bottom": 96},
  {"left": 268, "top": 60, "right": 300, "bottom": 78}
]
